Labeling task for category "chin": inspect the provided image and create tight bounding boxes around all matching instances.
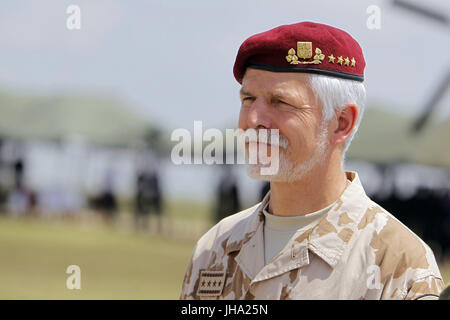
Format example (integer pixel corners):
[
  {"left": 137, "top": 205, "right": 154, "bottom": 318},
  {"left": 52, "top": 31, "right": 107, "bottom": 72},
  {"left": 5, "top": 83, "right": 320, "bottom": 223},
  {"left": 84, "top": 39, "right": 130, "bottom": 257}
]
[
  {"left": 246, "top": 164, "right": 277, "bottom": 181},
  {"left": 245, "top": 151, "right": 322, "bottom": 183},
  {"left": 245, "top": 160, "right": 299, "bottom": 183}
]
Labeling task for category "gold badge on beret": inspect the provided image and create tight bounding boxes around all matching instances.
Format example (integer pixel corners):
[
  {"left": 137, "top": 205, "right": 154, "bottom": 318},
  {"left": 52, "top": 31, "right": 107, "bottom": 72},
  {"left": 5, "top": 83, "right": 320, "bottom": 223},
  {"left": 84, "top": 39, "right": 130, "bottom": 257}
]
[{"left": 286, "top": 41, "right": 325, "bottom": 65}]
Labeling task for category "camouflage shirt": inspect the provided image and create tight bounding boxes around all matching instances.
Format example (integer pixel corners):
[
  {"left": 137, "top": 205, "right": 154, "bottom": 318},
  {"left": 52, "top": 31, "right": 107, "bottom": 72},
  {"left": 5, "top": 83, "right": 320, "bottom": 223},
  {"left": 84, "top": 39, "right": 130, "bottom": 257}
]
[{"left": 180, "top": 171, "right": 445, "bottom": 300}]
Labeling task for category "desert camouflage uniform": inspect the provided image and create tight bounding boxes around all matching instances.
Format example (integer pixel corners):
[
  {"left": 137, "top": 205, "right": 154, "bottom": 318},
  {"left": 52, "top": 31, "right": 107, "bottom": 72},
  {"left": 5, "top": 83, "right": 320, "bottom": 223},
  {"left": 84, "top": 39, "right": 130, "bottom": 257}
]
[{"left": 180, "top": 171, "right": 445, "bottom": 300}]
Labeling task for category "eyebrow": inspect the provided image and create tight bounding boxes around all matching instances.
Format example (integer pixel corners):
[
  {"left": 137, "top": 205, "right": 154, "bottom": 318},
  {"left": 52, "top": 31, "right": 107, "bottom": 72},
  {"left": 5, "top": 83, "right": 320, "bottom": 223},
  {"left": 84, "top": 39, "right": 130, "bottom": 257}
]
[
  {"left": 239, "top": 88, "right": 302, "bottom": 107},
  {"left": 239, "top": 88, "right": 251, "bottom": 97},
  {"left": 271, "top": 93, "right": 291, "bottom": 101},
  {"left": 240, "top": 88, "right": 290, "bottom": 99}
]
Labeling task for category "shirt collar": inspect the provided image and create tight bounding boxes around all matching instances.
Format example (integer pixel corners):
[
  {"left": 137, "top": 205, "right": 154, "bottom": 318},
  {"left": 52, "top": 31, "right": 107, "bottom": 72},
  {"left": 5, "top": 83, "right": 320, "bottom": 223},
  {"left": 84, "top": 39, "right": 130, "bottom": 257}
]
[{"left": 225, "top": 171, "right": 371, "bottom": 268}]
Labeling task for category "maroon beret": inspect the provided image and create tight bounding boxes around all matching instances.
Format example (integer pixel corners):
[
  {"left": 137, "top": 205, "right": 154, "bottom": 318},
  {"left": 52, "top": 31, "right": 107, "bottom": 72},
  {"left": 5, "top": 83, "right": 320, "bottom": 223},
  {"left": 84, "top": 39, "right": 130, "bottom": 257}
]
[{"left": 233, "top": 21, "right": 365, "bottom": 83}]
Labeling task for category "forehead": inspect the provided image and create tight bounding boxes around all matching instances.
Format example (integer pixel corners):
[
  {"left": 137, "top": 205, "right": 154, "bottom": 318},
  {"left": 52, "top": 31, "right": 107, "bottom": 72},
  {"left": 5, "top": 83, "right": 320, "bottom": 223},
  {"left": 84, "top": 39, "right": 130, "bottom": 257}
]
[{"left": 241, "top": 68, "right": 314, "bottom": 98}]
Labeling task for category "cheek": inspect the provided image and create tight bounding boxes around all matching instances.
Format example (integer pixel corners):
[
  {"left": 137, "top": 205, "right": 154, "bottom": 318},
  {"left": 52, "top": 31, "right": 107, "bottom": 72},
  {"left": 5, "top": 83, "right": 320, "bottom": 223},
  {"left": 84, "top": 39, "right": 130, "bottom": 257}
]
[{"left": 282, "top": 119, "right": 317, "bottom": 155}]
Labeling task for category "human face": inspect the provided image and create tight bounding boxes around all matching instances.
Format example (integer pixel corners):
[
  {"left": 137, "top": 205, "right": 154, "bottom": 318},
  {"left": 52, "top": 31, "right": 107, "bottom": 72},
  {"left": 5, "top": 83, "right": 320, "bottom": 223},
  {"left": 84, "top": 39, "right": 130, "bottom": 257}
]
[{"left": 238, "top": 68, "right": 329, "bottom": 182}]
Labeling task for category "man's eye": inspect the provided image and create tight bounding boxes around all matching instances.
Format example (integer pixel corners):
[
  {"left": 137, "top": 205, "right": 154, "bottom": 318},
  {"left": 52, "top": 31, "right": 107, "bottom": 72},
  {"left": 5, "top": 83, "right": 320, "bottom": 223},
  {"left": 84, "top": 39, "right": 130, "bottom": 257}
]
[
  {"left": 242, "top": 97, "right": 254, "bottom": 102},
  {"left": 276, "top": 99, "right": 290, "bottom": 106}
]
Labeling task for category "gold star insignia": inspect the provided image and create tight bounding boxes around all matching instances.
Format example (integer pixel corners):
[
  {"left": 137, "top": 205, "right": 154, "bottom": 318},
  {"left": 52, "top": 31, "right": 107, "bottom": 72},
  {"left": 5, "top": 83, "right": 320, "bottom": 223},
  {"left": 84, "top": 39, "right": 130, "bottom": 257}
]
[
  {"left": 344, "top": 57, "right": 350, "bottom": 66},
  {"left": 351, "top": 57, "right": 356, "bottom": 67},
  {"left": 337, "top": 56, "right": 344, "bottom": 65},
  {"left": 328, "top": 54, "right": 335, "bottom": 63}
]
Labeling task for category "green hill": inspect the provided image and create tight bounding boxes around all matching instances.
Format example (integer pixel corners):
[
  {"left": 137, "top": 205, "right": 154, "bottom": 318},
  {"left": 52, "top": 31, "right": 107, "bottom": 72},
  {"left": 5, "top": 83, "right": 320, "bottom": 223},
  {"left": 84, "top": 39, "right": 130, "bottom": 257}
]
[
  {"left": 0, "top": 90, "right": 154, "bottom": 147},
  {"left": 347, "top": 107, "right": 450, "bottom": 169}
]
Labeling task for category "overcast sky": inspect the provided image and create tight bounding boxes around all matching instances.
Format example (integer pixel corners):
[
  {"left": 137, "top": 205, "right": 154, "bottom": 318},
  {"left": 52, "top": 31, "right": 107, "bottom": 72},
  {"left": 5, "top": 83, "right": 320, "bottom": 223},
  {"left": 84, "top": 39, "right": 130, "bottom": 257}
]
[{"left": 0, "top": 0, "right": 449, "bottom": 132}]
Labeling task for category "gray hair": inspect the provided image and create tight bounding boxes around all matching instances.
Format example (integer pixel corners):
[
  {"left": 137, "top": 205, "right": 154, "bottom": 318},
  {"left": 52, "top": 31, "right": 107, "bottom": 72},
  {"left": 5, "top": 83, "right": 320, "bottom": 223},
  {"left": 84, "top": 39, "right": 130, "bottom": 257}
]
[{"left": 308, "top": 74, "right": 367, "bottom": 155}]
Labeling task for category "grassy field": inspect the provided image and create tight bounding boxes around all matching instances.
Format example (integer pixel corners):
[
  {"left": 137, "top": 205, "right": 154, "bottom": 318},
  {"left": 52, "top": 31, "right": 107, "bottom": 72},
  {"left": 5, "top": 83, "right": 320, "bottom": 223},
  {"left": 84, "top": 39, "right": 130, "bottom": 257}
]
[
  {"left": 0, "top": 199, "right": 218, "bottom": 299},
  {"left": 0, "top": 202, "right": 449, "bottom": 299},
  {"left": 0, "top": 215, "right": 197, "bottom": 299}
]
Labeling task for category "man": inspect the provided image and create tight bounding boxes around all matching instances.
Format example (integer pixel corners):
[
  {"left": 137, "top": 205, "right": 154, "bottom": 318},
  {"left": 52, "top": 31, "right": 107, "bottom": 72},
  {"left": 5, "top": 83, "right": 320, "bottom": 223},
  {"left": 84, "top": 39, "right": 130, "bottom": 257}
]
[
  {"left": 214, "top": 164, "right": 241, "bottom": 223},
  {"left": 180, "top": 21, "right": 445, "bottom": 299}
]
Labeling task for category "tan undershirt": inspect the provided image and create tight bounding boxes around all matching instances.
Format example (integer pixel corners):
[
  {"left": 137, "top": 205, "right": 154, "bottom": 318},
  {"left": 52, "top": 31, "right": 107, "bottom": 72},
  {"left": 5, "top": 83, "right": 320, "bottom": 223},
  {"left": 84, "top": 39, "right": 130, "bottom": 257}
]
[
  {"left": 263, "top": 202, "right": 332, "bottom": 265},
  {"left": 262, "top": 179, "right": 351, "bottom": 265}
]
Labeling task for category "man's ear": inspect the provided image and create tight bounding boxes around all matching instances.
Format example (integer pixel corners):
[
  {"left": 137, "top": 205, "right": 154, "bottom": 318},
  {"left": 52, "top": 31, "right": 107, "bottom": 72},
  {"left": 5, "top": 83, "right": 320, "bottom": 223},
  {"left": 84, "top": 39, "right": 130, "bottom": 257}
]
[{"left": 332, "top": 104, "right": 358, "bottom": 147}]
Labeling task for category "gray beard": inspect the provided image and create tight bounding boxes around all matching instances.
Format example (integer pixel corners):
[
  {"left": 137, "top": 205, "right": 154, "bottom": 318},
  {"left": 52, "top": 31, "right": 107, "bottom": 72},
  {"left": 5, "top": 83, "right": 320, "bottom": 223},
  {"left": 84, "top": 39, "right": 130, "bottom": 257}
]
[{"left": 246, "top": 126, "right": 329, "bottom": 183}]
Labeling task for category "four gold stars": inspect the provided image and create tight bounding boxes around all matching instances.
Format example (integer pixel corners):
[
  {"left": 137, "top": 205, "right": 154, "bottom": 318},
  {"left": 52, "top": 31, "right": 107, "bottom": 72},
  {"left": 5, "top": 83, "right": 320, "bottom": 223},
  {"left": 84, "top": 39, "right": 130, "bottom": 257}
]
[{"left": 328, "top": 54, "right": 356, "bottom": 67}]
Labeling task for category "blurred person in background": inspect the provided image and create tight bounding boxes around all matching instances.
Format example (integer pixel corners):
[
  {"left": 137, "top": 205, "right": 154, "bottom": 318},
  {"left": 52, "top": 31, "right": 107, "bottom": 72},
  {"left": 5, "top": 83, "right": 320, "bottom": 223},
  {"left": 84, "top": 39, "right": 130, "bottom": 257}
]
[
  {"left": 214, "top": 164, "right": 241, "bottom": 223},
  {"left": 134, "top": 167, "right": 162, "bottom": 233},
  {"left": 181, "top": 22, "right": 445, "bottom": 300},
  {"left": 93, "top": 167, "right": 118, "bottom": 225},
  {"left": 7, "top": 158, "right": 38, "bottom": 217}
]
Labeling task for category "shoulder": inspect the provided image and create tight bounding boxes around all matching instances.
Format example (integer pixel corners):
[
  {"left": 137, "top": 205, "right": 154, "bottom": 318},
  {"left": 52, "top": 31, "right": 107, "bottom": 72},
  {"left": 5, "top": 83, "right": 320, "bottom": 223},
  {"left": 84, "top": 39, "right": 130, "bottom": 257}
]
[
  {"left": 180, "top": 203, "right": 262, "bottom": 299},
  {"left": 193, "top": 203, "right": 261, "bottom": 259},
  {"left": 356, "top": 198, "right": 442, "bottom": 282}
]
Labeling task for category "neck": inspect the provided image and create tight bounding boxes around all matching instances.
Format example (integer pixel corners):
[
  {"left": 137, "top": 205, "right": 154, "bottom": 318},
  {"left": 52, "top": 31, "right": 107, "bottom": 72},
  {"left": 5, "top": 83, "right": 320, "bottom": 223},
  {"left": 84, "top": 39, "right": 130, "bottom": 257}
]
[{"left": 268, "top": 150, "right": 347, "bottom": 217}]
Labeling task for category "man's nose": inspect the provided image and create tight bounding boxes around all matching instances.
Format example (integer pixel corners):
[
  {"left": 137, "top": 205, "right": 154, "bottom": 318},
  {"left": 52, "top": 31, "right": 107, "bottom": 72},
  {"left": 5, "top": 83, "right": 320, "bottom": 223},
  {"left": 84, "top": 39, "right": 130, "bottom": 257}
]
[{"left": 247, "top": 98, "right": 272, "bottom": 129}]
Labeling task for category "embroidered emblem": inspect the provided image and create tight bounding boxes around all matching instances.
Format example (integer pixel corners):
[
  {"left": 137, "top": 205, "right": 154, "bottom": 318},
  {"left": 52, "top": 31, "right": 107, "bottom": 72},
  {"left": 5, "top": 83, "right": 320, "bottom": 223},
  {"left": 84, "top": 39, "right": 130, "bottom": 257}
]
[
  {"left": 297, "top": 41, "right": 313, "bottom": 59},
  {"left": 196, "top": 270, "right": 226, "bottom": 297},
  {"left": 286, "top": 41, "right": 325, "bottom": 65}
]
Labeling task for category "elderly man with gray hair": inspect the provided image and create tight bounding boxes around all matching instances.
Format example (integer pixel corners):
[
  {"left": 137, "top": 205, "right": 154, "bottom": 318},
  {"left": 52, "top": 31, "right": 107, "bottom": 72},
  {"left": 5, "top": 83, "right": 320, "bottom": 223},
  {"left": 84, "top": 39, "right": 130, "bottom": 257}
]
[{"left": 180, "top": 21, "right": 445, "bottom": 300}]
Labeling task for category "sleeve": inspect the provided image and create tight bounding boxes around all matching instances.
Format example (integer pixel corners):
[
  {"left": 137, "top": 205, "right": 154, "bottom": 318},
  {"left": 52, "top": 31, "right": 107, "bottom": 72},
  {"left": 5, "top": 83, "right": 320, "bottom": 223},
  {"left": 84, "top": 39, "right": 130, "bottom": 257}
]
[
  {"left": 404, "top": 275, "right": 446, "bottom": 300},
  {"left": 179, "top": 221, "right": 224, "bottom": 299},
  {"left": 179, "top": 244, "right": 198, "bottom": 300}
]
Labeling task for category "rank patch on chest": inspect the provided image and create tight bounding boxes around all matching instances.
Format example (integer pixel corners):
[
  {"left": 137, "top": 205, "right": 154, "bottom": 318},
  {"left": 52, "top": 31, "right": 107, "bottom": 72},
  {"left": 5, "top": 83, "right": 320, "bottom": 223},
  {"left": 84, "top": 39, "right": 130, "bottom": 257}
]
[{"left": 196, "top": 270, "right": 226, "bottom": 297}]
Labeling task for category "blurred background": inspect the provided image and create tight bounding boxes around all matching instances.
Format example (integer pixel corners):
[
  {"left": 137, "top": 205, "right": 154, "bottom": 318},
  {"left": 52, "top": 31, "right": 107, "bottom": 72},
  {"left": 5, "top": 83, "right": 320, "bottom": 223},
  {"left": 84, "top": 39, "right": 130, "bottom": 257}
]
[{"left": 0, "top": 0, "right": 448, "bottom": 299}]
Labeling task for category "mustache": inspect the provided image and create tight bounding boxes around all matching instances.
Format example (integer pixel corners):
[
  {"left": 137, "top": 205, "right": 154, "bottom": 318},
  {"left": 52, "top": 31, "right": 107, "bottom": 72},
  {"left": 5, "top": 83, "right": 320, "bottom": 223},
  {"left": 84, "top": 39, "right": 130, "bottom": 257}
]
[{"left": 241, "top": 129, "right": 289, "bottom": 149}]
